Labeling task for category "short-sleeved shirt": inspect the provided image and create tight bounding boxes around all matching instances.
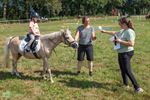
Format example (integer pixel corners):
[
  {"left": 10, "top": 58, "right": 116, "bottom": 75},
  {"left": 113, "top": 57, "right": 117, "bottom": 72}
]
[
  {"left": 116, "top": 28, "right": 135, "bottom": 53},
  {"left": 77, "top": 25, "right": 94, "bottom": 45},
  {"left": 29, "top": 21, "right": 40, "bottom": 36}
]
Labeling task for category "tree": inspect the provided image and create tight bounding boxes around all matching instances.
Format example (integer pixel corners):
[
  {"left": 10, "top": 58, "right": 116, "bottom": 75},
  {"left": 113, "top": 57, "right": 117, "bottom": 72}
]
[
  {"left": 2, "top": 0, "right": 8, "bottom": 19},
  {"left": 28, "top": 0, "right": 62, "bottom": 17},
  {"left": 0, "top": 0, "right": 149, "bottom": 19}
]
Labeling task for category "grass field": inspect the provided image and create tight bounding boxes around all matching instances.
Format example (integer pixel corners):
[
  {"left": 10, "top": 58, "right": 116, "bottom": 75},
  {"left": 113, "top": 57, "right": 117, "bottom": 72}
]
[{"left": 0, "top": 16, "right": 150, "bottom": 100}]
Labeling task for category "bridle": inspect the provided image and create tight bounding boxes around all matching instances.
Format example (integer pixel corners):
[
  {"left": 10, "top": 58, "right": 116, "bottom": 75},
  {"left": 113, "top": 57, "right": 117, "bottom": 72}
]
[
  {"left": 48, "top": 31, "right": 77, "bottom": 59},
  {"left": 62, "top": 32, "right": 75, "bottom": 46},
  {"left": 62, "top": 32, "right": 77, "bottom": 59},
  {"left": 47, "top": 31, "right": 75, "bottom": 47}
]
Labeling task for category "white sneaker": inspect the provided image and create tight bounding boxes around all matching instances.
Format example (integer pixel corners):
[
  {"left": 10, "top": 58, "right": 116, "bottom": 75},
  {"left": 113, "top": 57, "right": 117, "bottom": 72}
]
[{"left": 135, "top": 88, "right": 144, "bottom": 93}]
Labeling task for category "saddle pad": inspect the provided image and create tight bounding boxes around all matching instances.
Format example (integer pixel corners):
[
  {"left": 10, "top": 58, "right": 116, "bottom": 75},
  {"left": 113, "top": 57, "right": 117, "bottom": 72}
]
[{"left": 19, "top": 37, "right": 41, "bottom": 53}]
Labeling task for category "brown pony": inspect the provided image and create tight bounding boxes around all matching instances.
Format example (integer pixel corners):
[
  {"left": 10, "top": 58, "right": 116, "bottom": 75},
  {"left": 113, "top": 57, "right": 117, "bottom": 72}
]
[{"left": 3, "top": 29, "right": 77, "bottom": 83}]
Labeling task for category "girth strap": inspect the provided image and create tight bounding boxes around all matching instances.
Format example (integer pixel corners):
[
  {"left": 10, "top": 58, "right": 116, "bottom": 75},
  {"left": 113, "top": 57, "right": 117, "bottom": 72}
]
[{"left": 33, "top": 52, "right": 40, "bottom": 59}]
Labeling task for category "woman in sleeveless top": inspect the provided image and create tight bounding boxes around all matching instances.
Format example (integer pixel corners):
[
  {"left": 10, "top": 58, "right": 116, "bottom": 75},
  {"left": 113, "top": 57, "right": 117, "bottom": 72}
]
[{"left": 75, "top": 16, "right": 96, "bottom": 76}]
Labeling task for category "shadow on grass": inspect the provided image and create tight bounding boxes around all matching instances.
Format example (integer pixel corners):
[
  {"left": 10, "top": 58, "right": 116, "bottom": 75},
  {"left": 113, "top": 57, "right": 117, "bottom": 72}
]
[
  {"left": 0, "top": 71, "right": 18, "bottom": 80},
  {"left": 0, "top": 71, "right": 42, "bottom": 81},
  {"left": 34, "top": 69, "right": 77, "bottom": 77},
  {"left": 0, "top": 69, "right": 76, "bottom": 81},
  {"left": 52, "top": 70, "right": 77, "bottom": 76},
  {"left": 59, "top": 78, "right": 117, "bottom": 92}
]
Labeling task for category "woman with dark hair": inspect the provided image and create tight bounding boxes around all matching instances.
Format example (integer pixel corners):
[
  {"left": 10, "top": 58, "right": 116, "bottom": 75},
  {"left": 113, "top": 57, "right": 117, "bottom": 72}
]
[
  {"left": 101, "top": 17, "right": 144, "bottom": 93},
  {"left": 75, "top": 16, "right": 96, "bottom": 76}
]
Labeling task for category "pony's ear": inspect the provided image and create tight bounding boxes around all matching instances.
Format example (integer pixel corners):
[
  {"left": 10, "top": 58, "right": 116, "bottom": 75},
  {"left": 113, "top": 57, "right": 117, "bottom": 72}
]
[
  {"left": 63, "top": 29, "right": 68, "bottom": 33},
  {"left": 65, "top": 28, "right": 70, "bottom": 33}
]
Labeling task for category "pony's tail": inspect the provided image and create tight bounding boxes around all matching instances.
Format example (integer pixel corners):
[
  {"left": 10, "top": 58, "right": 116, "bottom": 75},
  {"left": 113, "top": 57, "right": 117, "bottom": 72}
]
[{"left": 3, "top": 37, "right": 12, "bottom": 68}]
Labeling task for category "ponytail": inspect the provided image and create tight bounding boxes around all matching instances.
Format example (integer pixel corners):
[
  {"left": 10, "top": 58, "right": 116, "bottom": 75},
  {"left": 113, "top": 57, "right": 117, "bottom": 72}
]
[
  {"left": 119, "top": 17, "right": 134, "bottom": 30},
  {"left": 127, "top": 20, "right": 134, "bottom": 30}
]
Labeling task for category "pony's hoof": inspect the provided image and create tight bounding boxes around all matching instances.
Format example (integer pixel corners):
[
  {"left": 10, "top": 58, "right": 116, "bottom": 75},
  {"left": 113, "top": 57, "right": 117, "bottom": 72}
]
[
  {"left": 46, "top": 78, "right": 54, "bottom": 83},
  {"left": 43, "top": 75, "right": 47, "bottom": 80},
  {"left": 11, "top": 72, "right": 21, "bottom": 78},
  {"left": 11, "top": 72, "right": 15, "bottom": 76},
  {"left": 16, "top": 73, "right": 21, "bottom": 78},
  {"left": 51, "top": 80, "right": 54, "bottom": 83},
  {"left": 43, "top": 77, "right": 47, "bottom": 80}
]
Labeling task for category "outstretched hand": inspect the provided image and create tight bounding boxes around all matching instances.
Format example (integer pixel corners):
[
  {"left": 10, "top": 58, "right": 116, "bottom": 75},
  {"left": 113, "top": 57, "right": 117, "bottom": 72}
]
[
  {"left": 99, "top": 26, "right": 106, "bottom": 33},
  {"left": 100, "top": 30, "right": 105, "bottom": 33}
]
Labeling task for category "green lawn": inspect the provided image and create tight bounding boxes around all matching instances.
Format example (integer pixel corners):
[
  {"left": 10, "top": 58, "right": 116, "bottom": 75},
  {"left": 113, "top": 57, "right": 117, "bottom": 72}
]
[{"left": 0, "top": 16, "right": 150, "bottom": 100}]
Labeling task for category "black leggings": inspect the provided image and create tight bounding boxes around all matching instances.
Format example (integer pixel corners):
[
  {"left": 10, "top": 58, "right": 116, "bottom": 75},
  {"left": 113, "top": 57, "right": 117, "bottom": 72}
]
[{"left": 118, "top": 51, "right": 140, "bottom": 89}]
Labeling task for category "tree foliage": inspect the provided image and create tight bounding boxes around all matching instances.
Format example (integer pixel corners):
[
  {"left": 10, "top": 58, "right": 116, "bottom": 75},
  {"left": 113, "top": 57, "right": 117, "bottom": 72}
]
[{"left": 0, "top": 0, "right": 149, "bottom": 19}]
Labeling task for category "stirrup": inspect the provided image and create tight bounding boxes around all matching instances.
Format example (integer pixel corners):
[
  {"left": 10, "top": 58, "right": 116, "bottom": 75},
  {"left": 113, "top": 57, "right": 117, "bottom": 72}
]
[{"left": 25, "top": 46, "right": 30, "bottom": 52}]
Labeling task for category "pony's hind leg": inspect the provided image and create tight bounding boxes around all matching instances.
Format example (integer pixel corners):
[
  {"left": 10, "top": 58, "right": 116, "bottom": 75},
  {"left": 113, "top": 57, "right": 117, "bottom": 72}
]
[{"left": 11, "top": 53, "right": 21, "bottom": 77}]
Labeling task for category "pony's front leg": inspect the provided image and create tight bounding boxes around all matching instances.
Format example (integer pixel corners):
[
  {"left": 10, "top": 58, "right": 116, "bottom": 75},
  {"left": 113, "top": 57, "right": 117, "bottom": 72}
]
[
  {"left": 43, "top": 58, "right": 54, "bottom": 83},
  {"left": 48, "top": 68, "right": 54, "bottom": 83}
]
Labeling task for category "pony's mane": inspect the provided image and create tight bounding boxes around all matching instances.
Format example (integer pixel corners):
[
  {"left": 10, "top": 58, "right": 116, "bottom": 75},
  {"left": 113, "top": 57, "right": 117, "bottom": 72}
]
[{"left": 41, "top": 31, "right": 63, "bottom": 40}]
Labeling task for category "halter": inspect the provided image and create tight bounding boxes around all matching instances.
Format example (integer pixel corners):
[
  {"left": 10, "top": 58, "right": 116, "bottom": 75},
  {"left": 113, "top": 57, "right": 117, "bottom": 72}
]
[{"left": 62, "top": 32, "right": 75, "bottom": 46}]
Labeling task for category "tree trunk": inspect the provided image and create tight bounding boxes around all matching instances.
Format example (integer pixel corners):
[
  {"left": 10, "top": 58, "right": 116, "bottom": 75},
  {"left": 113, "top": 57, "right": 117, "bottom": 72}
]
[
  {"left": 3, "top": 4, "right": 7, "bottom": 20},
  {"left": 25, "top": 0, "right": 29, "bottom": 19}
]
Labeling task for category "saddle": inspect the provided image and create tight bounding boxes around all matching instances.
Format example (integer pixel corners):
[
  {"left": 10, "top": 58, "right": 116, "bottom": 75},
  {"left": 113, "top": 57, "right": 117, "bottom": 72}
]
[{"left": 19, "top": 34, "right": 41, "bottom": 55}]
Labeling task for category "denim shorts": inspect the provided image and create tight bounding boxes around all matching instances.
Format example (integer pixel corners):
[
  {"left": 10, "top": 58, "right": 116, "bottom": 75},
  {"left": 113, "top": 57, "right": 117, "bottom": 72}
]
[{"left": 77, "top": 44, "right": 93, "bottom": 61}]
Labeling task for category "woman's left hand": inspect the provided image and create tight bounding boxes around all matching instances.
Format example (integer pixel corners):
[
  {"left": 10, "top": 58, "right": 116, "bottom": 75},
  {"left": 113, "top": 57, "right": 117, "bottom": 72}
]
[{"left": 114, "top": 38, "right": 122, "bottom": 43}]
